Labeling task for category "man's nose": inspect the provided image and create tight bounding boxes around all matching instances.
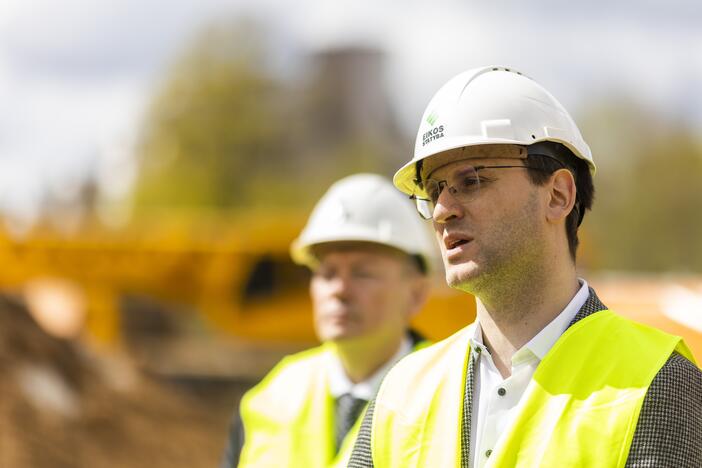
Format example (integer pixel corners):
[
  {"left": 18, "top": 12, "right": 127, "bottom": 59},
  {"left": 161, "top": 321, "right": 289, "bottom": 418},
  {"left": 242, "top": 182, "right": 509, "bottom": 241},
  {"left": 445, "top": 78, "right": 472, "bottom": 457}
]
[
  {"left": 328, "top": 274, "right": 353, "bottom": 297},
  {"left": 432, "top": 188, "right": 463, "bottom": 224}
]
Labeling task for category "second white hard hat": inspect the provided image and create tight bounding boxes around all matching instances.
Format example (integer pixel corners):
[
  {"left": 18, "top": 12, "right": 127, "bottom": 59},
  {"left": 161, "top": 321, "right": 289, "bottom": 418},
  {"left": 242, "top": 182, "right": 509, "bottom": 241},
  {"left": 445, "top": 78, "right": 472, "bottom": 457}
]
[
  {"left": 291, "top": 173, "right": 436, "bottom": 272},
  {"left": 393, "top": 66, "right": 595, "bottom": 196}
]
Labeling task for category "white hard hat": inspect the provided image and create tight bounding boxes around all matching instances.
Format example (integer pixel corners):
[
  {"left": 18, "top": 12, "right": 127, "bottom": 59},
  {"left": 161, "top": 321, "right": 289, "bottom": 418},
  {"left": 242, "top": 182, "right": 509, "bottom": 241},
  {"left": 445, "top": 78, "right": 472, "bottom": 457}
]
[
  {"left": 393, "top": 66, "right": 596, "bottom": 195},
  {"left": 291, "top": 173, "right": 437, "bottom": 272}
]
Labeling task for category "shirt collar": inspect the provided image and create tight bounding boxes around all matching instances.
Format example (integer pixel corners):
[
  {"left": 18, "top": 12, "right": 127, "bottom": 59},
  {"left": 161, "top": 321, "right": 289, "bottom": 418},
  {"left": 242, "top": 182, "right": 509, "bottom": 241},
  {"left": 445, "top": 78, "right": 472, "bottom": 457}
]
[
  {"left": 327, "top": 336, "right": 412, "bottom": 401},
  {"left": 525, "top": 279, "right": 589, "bottom": 360},
  {"left": 470, "top": 279, "right": 590, "bottom": 362}
]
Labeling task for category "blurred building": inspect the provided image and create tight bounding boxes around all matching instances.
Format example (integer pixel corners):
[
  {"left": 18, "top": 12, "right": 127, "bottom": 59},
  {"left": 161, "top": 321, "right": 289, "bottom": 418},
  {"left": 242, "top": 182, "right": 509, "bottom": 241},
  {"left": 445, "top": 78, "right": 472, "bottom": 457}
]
[
  {"left": 295, "top": 46, "right": 410, "bottom": 180},
  {"left": 312, "top": 47, "right": 402, "bottom": 150}
]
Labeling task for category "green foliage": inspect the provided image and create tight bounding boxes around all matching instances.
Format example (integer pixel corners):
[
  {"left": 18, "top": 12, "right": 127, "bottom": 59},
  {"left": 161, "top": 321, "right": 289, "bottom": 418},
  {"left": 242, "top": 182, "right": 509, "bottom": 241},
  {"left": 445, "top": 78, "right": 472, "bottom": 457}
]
[
  {"left": 579, "top": 101, "right": 702, "bottom": 272},
  {"left": 133, "top": 19, "right": 406, "bottom": 217},
  {"left": 134, "top": 19, "right": 294, "bottom": 211}
]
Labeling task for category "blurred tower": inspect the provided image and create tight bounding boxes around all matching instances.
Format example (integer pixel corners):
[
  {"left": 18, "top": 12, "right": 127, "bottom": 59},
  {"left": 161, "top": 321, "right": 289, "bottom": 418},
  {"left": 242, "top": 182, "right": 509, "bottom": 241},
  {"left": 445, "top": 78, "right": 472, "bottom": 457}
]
[
  {"left": 300, "top": 46, "right": 409, "bottom": 177},
  {"left": 314, "top": 47, "right": 399, "bottom": 143}
]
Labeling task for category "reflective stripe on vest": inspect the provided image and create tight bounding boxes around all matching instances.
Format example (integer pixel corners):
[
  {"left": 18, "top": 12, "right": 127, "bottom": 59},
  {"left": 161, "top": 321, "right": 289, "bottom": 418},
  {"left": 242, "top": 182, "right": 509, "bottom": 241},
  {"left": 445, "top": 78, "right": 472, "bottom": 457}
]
[
  {"left": 239, "top": 340, "right": 429, "bottom": 468},
  {"left": 371, "top": 310, "right": 696, "bottom": 467}
]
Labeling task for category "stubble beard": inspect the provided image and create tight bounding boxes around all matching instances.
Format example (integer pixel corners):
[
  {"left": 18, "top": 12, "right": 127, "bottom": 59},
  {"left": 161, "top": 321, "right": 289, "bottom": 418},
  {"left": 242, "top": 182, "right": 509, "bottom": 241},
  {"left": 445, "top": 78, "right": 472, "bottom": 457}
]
[{"left": 447, "top": 191, "right": 545, "bottom": 319}]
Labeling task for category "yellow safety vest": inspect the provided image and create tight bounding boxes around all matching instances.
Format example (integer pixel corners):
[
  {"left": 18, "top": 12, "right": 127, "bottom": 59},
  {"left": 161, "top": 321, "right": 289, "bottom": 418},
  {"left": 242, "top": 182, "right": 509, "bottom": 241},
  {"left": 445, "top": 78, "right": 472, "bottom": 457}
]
[
  {"left": 371, "top": 310, "right": 696, "bottom": 467},
  {"left": 239, "top": 340, "right": 428, "bottom": 468}
]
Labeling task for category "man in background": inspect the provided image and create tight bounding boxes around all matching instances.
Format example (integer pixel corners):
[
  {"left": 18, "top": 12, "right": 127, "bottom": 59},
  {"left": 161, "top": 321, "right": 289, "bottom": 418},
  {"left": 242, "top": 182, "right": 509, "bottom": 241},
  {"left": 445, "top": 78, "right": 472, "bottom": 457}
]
[{"left": 221, "top": 173, "right": 436, "bottom": 467}]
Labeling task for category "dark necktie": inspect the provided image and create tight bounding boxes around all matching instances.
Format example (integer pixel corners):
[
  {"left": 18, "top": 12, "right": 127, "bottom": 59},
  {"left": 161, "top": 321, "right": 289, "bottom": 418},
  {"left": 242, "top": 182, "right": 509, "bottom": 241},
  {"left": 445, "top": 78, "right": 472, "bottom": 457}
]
[{"left": 335, "top": 393, "right": 367, "bottom": 451}]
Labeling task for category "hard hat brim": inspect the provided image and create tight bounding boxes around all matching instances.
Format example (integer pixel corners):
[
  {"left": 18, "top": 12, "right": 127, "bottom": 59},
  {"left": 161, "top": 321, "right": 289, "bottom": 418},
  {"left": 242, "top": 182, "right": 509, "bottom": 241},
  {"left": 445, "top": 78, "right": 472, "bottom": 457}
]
[{"left": 394, "top": 137, "right": 595, "bottom": 196}]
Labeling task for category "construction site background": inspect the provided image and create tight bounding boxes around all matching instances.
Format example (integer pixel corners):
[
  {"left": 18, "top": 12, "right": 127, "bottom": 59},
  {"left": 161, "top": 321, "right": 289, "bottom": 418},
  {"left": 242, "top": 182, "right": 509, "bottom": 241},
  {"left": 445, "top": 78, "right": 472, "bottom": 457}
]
[{"left": 1, "top": 17, "right": 701, "bottom": 468}]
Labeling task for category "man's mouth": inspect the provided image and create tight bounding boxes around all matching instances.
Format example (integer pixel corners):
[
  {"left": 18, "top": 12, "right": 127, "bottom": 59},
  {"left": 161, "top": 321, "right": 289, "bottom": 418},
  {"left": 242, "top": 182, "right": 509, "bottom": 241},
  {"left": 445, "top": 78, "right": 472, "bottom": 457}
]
[
  {"left": 447, "top": 239, "right": 468, "bottom": 249},
  {"left": 444, "top": 234, "right": 472, "bottom": 250}
]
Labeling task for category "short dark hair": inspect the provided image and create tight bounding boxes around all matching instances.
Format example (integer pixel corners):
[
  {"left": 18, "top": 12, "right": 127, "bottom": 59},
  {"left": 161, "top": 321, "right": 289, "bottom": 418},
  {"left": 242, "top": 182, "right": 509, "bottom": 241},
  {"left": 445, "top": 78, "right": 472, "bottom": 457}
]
[{"left": 525, "top": 142, "right": 595, "bottom": 260}]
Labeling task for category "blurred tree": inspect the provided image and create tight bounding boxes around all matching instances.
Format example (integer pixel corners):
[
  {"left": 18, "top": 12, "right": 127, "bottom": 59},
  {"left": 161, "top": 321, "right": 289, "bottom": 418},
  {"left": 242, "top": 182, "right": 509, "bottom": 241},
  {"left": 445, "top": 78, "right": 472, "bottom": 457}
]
[
  {"left": 578, "top": 100, "right": 702, "bottom": 272},
  {"left": 133, "top": 19, "right": 409, "bottom": 216},
  {"left": 134, "top": 19, "right": 296, "bottom": 211}
]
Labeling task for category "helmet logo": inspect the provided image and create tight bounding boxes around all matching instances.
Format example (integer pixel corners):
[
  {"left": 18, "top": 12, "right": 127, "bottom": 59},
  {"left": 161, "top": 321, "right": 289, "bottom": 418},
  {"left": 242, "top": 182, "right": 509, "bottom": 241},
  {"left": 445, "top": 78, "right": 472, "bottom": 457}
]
[
  {"left": 423, "top": 110, "right": 444, "bottom": 146},
  {"left": 426, "top": 110, "right": 439, "bottom": 126},
  {"left": 422, "top": 124, "right": 445, "bottom": 146}
]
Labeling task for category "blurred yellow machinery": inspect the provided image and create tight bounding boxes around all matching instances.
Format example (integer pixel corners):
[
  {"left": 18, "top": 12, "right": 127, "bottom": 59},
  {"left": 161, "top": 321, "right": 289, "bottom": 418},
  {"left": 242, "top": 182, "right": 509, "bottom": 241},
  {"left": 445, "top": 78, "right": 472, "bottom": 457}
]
[
  {"left": 0, "top": 213, "right": 700, "bottom": 363},
  {"left": 0, "top": 212, "right": 475, "bottom": 350}
]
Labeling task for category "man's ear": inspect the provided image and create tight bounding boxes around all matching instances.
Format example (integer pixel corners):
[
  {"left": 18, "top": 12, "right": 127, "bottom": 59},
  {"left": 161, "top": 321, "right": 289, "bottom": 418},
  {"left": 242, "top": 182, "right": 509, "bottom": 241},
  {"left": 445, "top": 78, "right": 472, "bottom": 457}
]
[{"left": 546, "top": 169, "right": 577, "bottom": 224}]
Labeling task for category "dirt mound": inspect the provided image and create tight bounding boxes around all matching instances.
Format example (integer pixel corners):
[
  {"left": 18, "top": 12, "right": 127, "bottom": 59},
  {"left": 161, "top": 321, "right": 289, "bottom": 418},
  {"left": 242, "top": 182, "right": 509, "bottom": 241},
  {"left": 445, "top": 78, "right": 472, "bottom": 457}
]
[{"left": 0, "top": 294, "right": 233, "bottom": 468}]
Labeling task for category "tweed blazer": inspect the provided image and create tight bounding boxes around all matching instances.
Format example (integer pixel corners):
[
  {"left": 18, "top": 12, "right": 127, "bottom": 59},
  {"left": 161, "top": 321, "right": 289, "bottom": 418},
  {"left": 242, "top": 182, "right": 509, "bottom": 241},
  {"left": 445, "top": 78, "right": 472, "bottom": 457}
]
[{"left": 348, "top": 288, "right": 702, "bottom": 468}]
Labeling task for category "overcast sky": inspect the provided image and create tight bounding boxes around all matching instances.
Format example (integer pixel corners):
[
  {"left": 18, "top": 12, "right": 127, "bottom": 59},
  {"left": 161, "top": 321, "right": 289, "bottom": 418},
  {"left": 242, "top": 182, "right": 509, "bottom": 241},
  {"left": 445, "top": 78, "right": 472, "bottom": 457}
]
[{"left": 0, "top": 0, "right": 700, "bottom": 229}]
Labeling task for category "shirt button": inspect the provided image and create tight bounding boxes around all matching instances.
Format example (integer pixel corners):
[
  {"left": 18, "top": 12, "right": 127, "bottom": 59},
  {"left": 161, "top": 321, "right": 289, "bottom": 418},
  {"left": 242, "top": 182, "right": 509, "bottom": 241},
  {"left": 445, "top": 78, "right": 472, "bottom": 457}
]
[
  {"left": 497, "top": 387, "right": 506, "bottom": 396},
  {"left": 485, "top": 449, "right": 492, "bottom": 458}
]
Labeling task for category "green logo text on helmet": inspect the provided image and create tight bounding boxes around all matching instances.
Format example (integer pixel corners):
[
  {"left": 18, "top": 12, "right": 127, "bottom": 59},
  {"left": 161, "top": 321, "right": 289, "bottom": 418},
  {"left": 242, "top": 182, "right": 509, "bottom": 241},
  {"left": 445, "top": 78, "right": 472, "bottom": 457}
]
[
  {"left": 291, "top": 173, "right": 437, "bottom": 272},
  {"left": 393, "top": 66, "right": 596, "bottom": 196}
]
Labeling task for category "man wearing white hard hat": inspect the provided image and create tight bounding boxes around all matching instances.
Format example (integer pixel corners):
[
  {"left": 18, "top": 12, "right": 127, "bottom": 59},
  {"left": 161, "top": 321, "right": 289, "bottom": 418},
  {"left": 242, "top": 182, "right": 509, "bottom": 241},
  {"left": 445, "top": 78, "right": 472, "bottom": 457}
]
[
  {"left": 221, "top": 174, "right": 435, "bottom": 468},
  {"left": 349, "top": 67, "right": 701, "bottom": 467}
]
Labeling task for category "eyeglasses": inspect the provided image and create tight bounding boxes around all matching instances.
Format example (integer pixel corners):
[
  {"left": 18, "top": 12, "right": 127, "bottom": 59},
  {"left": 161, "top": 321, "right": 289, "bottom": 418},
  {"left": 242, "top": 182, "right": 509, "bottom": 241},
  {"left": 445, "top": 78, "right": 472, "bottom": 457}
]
[{"left": 410, "top": 158, "right": 554, "bottom": 220}]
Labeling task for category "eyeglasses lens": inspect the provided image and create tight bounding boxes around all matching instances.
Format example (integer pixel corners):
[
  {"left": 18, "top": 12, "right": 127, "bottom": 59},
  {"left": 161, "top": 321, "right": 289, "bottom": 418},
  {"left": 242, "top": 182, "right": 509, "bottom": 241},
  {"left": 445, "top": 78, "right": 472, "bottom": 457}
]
[{"left": 415, "top": 166, "right": 481, "bottom": 219}]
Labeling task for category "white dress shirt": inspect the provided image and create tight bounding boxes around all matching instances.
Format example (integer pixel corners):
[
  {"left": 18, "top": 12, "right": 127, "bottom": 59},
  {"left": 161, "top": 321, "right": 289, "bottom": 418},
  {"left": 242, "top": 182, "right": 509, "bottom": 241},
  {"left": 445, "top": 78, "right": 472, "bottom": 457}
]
[
  {"left": 327, "top": 337, "right": 412, "bottom": 401},
  {"left": 469, "top": 280, "right": 590, "bottom": 467}
]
